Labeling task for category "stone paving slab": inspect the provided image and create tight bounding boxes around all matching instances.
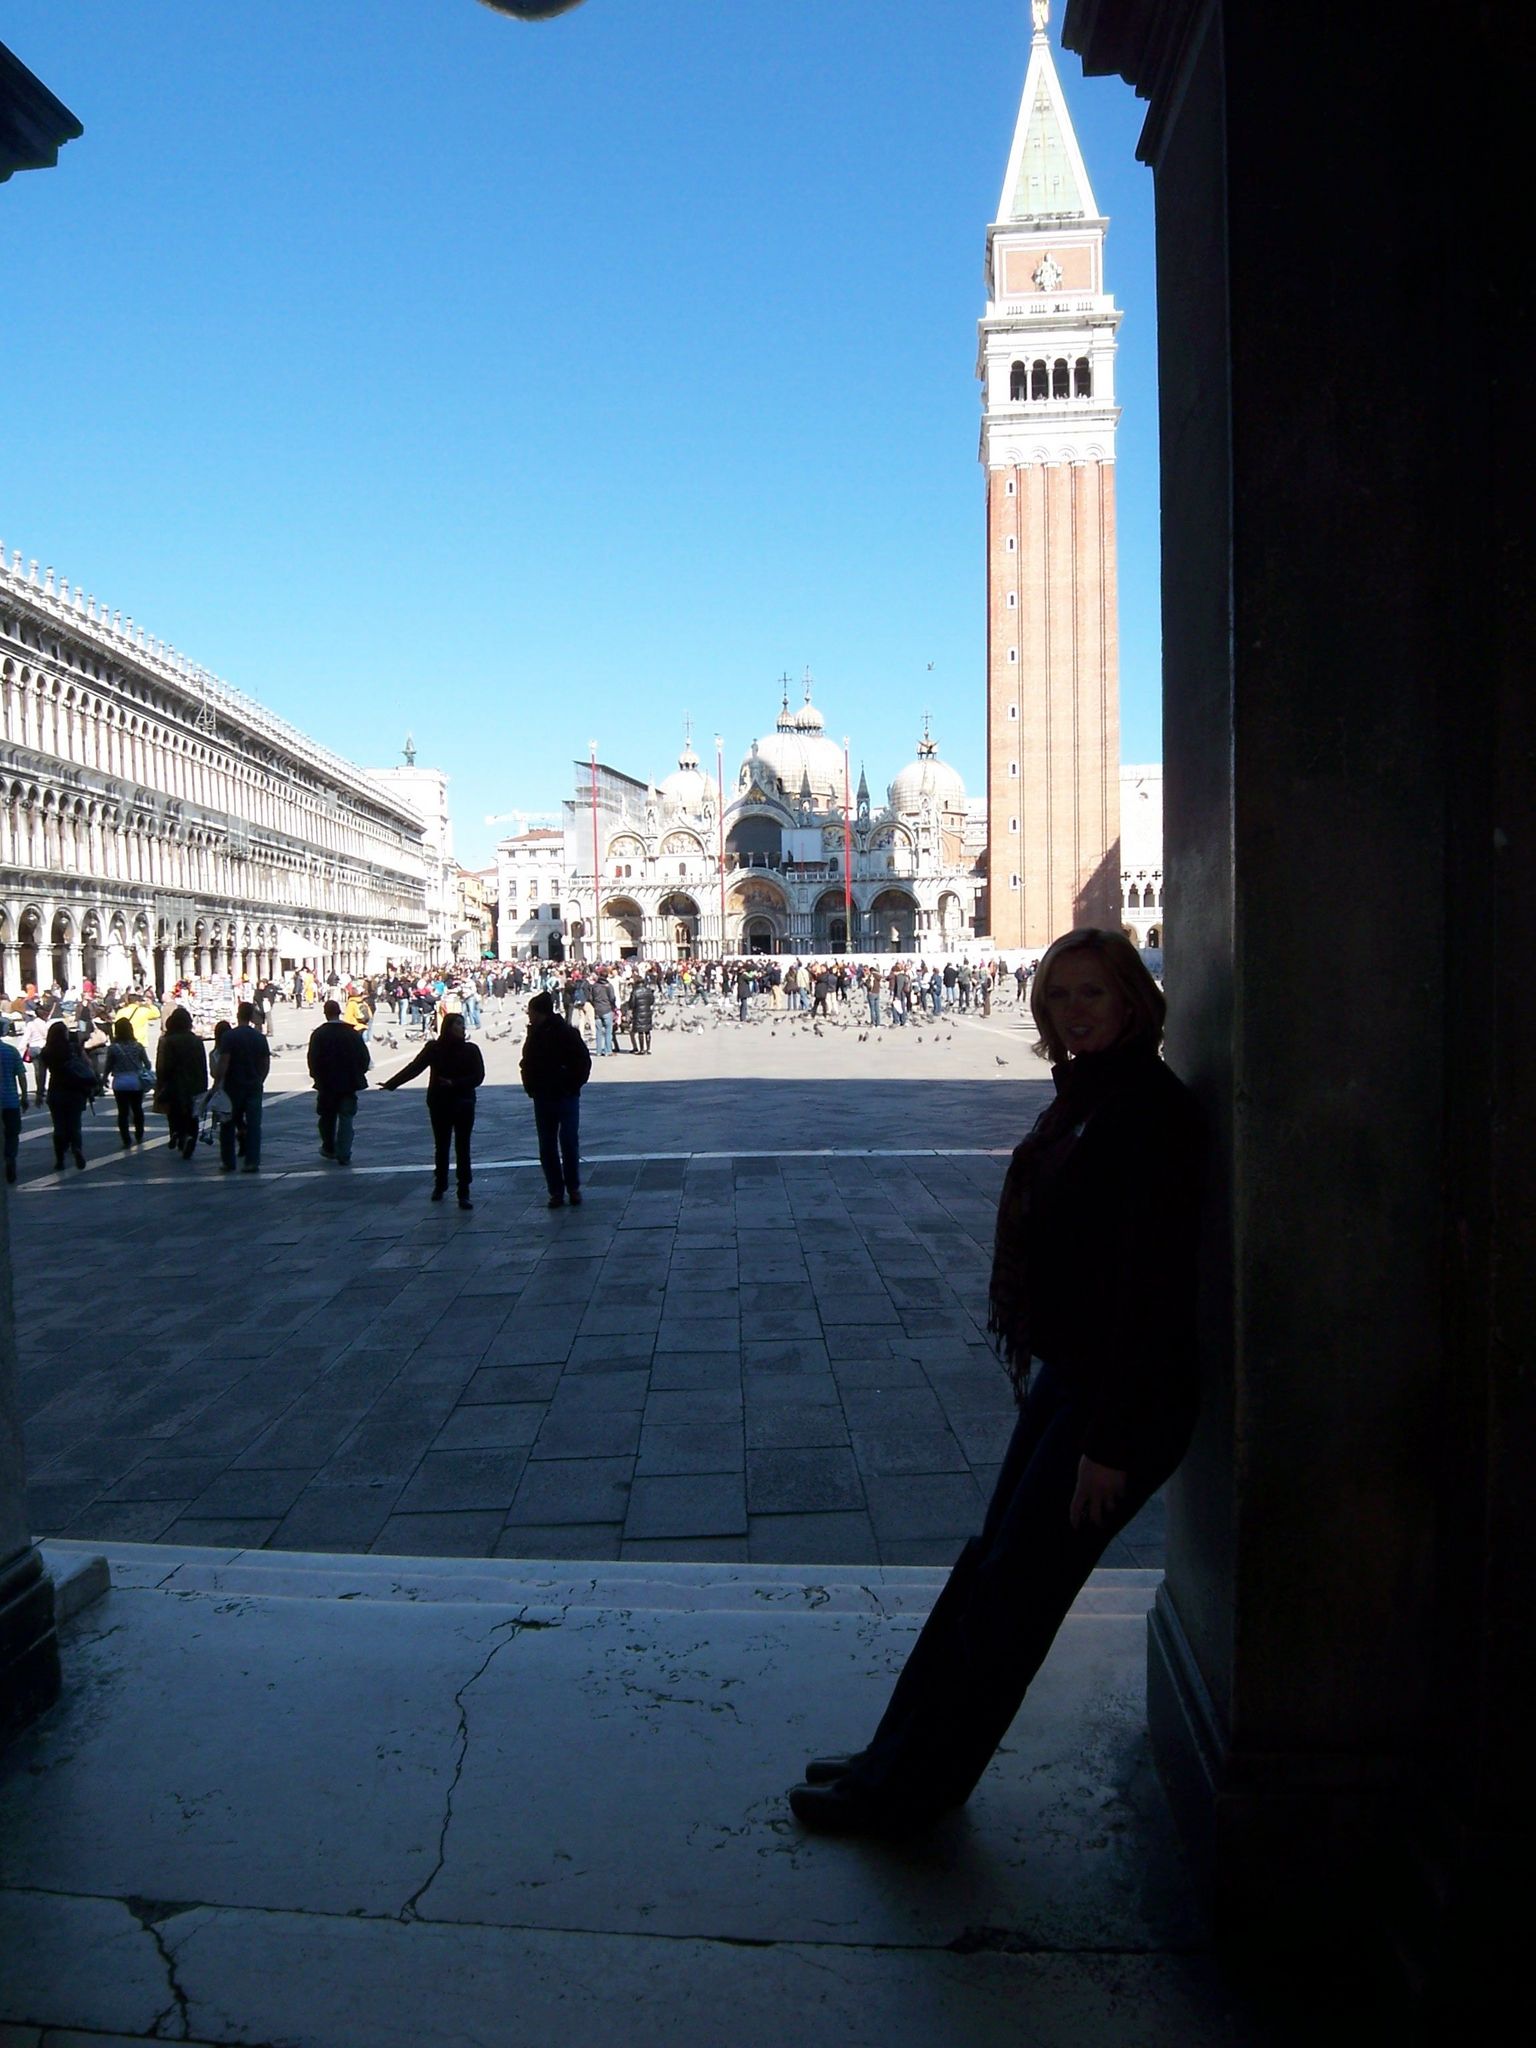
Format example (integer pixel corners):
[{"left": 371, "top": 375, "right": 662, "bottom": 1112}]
[
  {"left": 6, "top": 996, "right": 1167, "bottom": 1567},
  {"left": 0, "top": 1548, "right": 1256, "bottom": 2046}
]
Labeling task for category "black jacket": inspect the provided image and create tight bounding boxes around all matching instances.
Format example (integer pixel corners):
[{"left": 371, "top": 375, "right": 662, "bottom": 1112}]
[
  {"left": 385, "top": 1035, "right": 484, "bottom": 1103},
  {"left": 989, "top": 1040, "right": 1203, "bottom": 1471},
  {"left": 627, "top": 984, "right": 656, "bottom": 1031},
  {"left": 520, "top": 1015, "right": 592, "bottom": 1099},
  {"left": 307, "top": 1019, "right": 370, "bottom": 1097},
  {"left": 219, "top": 1024, "right": 271, "bottom": 1101}
]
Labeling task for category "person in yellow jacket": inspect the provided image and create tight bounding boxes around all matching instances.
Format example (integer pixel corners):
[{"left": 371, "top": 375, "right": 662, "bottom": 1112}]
[{"left": 116, "top": 991, "right": 160, "bottom": 1048}]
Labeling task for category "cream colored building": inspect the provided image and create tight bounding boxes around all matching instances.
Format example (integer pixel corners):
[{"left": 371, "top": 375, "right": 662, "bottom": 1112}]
[
  {"left": 494, "top": 827, "right": 568, "bottom": 961},
  {"left": 363, "top": 759, "right": 455, "bottom": 961},
  {"left": 453, "top": 863, "right": 498, "bottom": 959},
  {"left": 0, "top": 546, "right": 430, "bottom": 993}
]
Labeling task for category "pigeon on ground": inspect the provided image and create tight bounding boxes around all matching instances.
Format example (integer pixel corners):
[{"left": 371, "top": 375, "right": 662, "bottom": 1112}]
[{"left": 996, "top": 1056, "right": 1008, "bottom": 1066}]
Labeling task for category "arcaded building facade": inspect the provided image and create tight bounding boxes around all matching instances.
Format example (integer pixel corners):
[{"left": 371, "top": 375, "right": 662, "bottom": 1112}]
[{"left": 0, "top": 547, "right": 431, "bottom": 995}]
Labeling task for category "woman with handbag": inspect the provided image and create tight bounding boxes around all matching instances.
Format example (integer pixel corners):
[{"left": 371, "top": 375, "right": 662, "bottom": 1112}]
[
  {"left": 104, "top": 1015, "right": 155, "bottom": 1147},
  {"left": 155, "top": 1007, "right": 208, "bottom": 1161},
  {"left": 787, "top": 929, "right": 1205, "bottom": 1835},
  {"left": 37, "top": 1019, "right": 97, "bottom": 1173}
]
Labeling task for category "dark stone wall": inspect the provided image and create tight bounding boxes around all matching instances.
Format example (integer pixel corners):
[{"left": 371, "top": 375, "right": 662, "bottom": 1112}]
[{"left": 1068, "top": 0, "right": 1533, "bottom": 2012}]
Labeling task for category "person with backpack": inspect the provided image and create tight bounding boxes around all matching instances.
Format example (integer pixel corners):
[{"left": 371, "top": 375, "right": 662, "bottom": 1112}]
[
  {"left": 520, "top": 989, "right": 592, "bottom": 1208},
  {"left": 104, "top": 1015, "right": 155, "bottom": 1148},
  {"left": 37, "top": 1018, "right": 96, "bottom": 1172}
]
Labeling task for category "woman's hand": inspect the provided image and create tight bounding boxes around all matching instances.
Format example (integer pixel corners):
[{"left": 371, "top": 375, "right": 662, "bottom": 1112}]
[{"left": 1070, "top": 1457, "right": 1128, "bottom": 1531}]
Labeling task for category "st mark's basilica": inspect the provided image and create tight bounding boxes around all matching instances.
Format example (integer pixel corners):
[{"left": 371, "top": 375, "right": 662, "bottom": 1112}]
[{"left": 534, "top": 675, "right": 980, "bottom": 963}]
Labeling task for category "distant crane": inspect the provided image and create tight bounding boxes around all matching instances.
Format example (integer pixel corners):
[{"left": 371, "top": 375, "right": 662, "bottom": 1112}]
[{"left": 484, "top": 809, "right": 563, "bottom": 834}]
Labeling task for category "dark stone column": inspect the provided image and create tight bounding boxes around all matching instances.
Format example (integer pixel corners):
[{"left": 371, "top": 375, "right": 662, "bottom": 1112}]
[
  {"left": 1067, "top": 0, "right": 1532, "bottom": 2016},
  {"left": 0, "top": 1189, "right": 59, "bottom": 1744}
]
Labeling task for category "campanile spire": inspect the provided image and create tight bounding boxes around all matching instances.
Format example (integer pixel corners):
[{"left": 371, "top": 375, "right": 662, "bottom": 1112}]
[{"left": 980, "top": 8, "right": 1122, "bottom": 945}]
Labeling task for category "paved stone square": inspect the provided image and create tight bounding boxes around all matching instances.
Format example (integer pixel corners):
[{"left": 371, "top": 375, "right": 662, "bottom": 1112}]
[{"left": 9, "top": 991, "right": 1168, "bottom": 1567}]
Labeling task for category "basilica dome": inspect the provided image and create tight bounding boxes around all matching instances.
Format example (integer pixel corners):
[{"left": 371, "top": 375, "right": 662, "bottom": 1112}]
[
  {"left": 741, "top": 679, "right": 846, "bottom": 808},
  {"left": 888, "top": 730, "right": 967, "bottom": 816},
  {"left": 659, "top": 737, "right": 711, "bottom": 813}
]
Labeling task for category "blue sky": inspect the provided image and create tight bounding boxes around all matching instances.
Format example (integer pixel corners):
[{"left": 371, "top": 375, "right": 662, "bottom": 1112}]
[{"left": 0, "top": 0, "right": 1159, "bottom": 868}]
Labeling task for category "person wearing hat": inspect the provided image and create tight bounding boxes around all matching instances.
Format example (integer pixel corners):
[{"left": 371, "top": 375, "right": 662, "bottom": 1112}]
[{"left": 519, "top": 990, "right": 591, "bottom": 1208}]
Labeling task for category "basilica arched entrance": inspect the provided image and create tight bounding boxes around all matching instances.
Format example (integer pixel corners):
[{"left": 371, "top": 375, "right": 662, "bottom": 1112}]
[
  {"left": 869, "top": 887, "right": 917, "bottom": 952},
  {"left": 17, "top": 908, "right": 40, "bottom": 991},
  {"left": 812, "top": 888, "right": 848, "bottom": 952},
  {"left": 658, "top": 892, "right": 700, "bottom": 959},
  {"left": 729, "top": 878, "right": 787, "bottom": 954},
  {"left": 601, "top": 896, "right": 644, "bottom": 959}
]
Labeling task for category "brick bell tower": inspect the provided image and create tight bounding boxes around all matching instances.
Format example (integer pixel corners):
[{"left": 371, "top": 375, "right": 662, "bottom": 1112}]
[{"left": 980, "top": 1, "right": 1121, "bottom": 948}]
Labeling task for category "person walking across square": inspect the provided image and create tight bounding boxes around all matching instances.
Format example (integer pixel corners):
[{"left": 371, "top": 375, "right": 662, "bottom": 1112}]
[
  {"left": 307, "top": 999, "right": 371, "bottom": 1164},
  {"left": 520, "top": 990, "right": 591, "bottom": 1208},
  {"left": 213, "top": 1002, "right": 271, "bottom": 1173},
  {"left": 1, "top": 1035, "right": 28, "bottom": 1184}
]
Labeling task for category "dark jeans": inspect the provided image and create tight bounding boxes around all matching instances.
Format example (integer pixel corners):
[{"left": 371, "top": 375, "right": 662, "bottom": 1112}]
[
  {"left": 48, "top": 1094, "right": 84, "bottom": 1165},
  {"left": 533, "top": 1093, "right": 580, "bottom": 1198},
  {"left": 846, "top": 1361, "right": 1189, "bottom": 1813},
  {"left": 428, "top": 1094, "right": 475, "bottom": 1194},
  {"left": 166, "top": 1097, "right": 199, "bottom": 1152},
  {"left": 114, "top": 1089, "right": 145, "bottom": 1142},
  {"left": 316, "top": 1090, "right": 358, "bottom": 1162},
  {"left": 219, "top": 1089, "right": 263, "bottom": 1168},
  {"left": 3, "top": 1107, "right": 20, "bottom": 1177}
]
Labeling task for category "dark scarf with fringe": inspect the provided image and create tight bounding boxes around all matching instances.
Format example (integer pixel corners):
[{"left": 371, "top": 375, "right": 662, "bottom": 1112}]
[{"left": 987, "top": 1039, "right": 1158, "bottom": 1400}]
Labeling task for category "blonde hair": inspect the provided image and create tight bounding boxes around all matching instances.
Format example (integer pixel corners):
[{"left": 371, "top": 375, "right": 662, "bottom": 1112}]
[{"left": 1029, "top": 927, "right": 1165, "bottom": 1063}]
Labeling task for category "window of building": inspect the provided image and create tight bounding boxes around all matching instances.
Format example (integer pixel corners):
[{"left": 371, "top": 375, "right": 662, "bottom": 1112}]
[
  {"left": 1006, "top": 536, "right": 1016, "bottom": 551},
  {"left": 1052, "top": 358, "right": 1070, "bottom": 399},
  {"left": 1031, "top": 360, "right": 1048, "bottom": 402},
  {"left": 1005, "top": 477, "right": 1016, "bottom": 496},
  {"left": 1074, "top": 356, "right": 1092, "bottom": 397},
  {"left": 1010, "top": 873, "right": 1020, "bottom": 889},
  {"left": 1007, "top": 592, "right": 1017, "bottom": 608},
  {"left": 1009, "top": 761, "right": 1019, "bottom": 776},
  {"left": 1010, "top": 817, "right": 1019, "bottom": 833},
  {"left": 1008, "top": 648, "right": 1018, "bottom": 662},
  {"left": 1009, "top": 360, "right": 1027, "bottom": 401},
  {"left": 1008, "top": 704, "right": 1018, "bottom": 719}
]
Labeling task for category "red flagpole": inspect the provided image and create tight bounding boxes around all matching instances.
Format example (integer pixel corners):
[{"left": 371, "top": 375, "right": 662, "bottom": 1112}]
[
  {"left": 589, "top": 742, "right": 601, "bottom": 965},
  {"left": 843, "top": 737, "right": 854, "bottom": 955},
  {"left": 715, "top": 734, "right": 726, "bottom": 959}
]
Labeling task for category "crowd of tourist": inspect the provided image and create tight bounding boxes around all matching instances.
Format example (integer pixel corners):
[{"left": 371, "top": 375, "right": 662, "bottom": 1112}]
[{"left": 0, "top": 950, "right": 1037, "bottom": 1186}]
